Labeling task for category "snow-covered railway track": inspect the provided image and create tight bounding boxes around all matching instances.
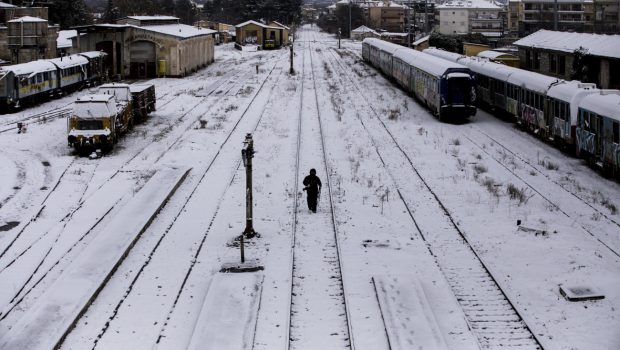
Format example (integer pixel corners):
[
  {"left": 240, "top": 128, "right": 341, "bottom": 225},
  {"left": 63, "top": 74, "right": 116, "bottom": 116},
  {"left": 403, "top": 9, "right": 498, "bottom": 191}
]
[
  {"left": 63, "top": 57, "right": 286, "bottom": 349},
  {"left": 0, "top": 59, "right": 281, "bottom": 330},
  {"left": 322, "top": 45, "right": 542, "bottom": 349},
  {"left": 462, "top": 126, "right": 620, "bottom": 257},
  {"left": 286, "top": 39, "right": 353, "bottom": 350}
]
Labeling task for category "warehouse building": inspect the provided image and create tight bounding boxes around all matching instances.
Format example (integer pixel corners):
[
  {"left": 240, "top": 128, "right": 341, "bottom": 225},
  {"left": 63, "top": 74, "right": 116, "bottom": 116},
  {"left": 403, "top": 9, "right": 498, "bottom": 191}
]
[{"left": 74, "top": 16, "right": 216, "bottom": 78}]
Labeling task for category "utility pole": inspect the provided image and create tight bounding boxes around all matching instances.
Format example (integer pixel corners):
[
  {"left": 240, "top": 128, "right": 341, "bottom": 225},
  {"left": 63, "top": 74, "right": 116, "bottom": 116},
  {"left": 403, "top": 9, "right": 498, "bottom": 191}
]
[
  {"left": 290, "top": 45, "right": 294, "bottom": 74},
  {"left": 240, "top": 133, "right": 256, "bottom": 263},
  {"left": 349, "top": 0, "right": 352, "bottom": 38},
  {"left": 338, "top": 28, "right": 341, "bottom": 49}
]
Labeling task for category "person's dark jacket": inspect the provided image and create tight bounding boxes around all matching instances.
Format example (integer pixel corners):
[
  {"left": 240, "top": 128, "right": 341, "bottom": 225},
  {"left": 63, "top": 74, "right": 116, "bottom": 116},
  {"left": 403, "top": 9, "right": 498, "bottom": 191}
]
[{"left": 303, "top": 174, "right": 322, "bottom": 195}]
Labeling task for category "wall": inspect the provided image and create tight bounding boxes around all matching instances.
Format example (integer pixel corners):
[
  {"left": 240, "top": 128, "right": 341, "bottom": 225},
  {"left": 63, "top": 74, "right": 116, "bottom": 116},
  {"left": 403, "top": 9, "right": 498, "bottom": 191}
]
[{"left": 439, "top": 8, "right": 469, "bottom": 34}]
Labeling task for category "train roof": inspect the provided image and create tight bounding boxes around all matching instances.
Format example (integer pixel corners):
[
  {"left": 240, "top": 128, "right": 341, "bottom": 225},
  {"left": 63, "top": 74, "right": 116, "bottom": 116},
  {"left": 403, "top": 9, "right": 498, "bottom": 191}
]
[
  {"left": 78, "top": 51, "right": 107, "bottom": 59},
  {"left": 422, "top": 48, "right": 465, "bottom": 63},
  {"left": 547, "top": 81, "right": 598, "bottom": 102},
  {"left": 48, "top": 55, "right": 89, "bottom": 69},
  {"left": 363, "top": 38, "right": 402, "bottom": 54},
  {"left": 579, "top": 90, "right": 620, "bottom": 120},
  {"left": 100, "top": 83, "right": 130, "bottom": 89},
  {"left": 76, "top": 94, "right": 115, "bottom": 103},
  {"left": 506, "top": 69, "right": 560, "bottom": 94},
  {"left": 0, "top": 60, "right": 57, "bottom": 77},
  {"left": 393, "top": 47, "right": 469, "bottom": 78}
]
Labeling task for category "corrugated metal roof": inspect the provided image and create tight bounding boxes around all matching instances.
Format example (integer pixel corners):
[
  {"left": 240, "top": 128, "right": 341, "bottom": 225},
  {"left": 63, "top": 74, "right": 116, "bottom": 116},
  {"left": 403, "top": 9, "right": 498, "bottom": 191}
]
[{"left": 514, "top": 30, "right": 620, "bottom": 59}]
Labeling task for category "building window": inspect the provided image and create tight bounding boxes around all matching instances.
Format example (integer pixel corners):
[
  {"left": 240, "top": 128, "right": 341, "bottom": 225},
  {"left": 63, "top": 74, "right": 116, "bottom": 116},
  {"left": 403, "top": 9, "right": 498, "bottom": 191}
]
[
  {"left": 549, "top": 54, "right": 557, "bottom": 73},
  {"left": 525, "top": 50, "right": 531, "bottom": 68},
  {"left": 558, "top": 55, "right": 566, "bottom": 75},
  {"left": 613, "top": 122, "right": 619, "bottom": 144},
  {"left": 533, "top": 51, "right": 540, "bottom": 70}
]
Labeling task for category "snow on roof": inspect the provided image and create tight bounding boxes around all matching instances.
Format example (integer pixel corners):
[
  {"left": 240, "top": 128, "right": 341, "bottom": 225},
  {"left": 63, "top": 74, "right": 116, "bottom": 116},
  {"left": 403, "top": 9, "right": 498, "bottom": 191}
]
[
  {"left": 235, "top": 20, "right": 281, "bottom": 30},
  {"left": 477, "top": 50, "right": 517, "bottom": 60},
  {"left": 437, "top": 0, "right": 502, "bottom": 9},
  {"left": 579, "top": 90, "right": 620, "bottom": 120},
  {"left": 48, "top": 54, "right": 89, "bottom": 69},
  {"left": 507, "top": 68, "right": 560, "bottom": 94},
  {"left": 547, "top": 81, "right": 599, "bottom": 124},
  {"left": 514, "top": 30, "right": 620, "bottom": 59},
  {"left": 0, "top": 60, "right": 56, "bottom": 76},
  {"left": 125, "top": 16, "right": 179, "bottom": 21},
  {"left": 139, "top": 24, "right": 216, "bottom": 39},
  {"left": 352, "top": 25, "right": 377, "bottom": 34},
  {"left": 57, "top": 30, "right": 77, "bottom": 49},
  {"left": 423, "top": 47, "right": 466, "bottom": 62},
  {"left": 394, "top": 46, "right": 470, "bottom": 78},
  {"left": 380, "top": 32, "right": 409, "bottom": 37},
  {"left": 412, "top": 35, "right": 430, "bottom": 46},
  {"left": 0, "top": 1, "right": 17, "bottom": 8},
  {"left": 365, "top": 38, "right": 470, "bottom": 78},
  {"left": 76, "top": 94, "right": 114, "bottom": 103},
  {"left": 8, "top": 16, "right": 47, "bottom": 23},
  {"left": 78, "top": 51, "right": 107, "bottom": 59},
  {"left": 270, "top": 21, "right": 290, "bottom": 30}
]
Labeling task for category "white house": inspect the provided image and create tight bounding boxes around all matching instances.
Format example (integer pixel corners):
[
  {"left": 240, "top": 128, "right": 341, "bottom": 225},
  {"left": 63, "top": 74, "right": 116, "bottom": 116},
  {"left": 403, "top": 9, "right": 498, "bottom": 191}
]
[{"left": 437, "top": 0, "right": 503, "bottom": 37}]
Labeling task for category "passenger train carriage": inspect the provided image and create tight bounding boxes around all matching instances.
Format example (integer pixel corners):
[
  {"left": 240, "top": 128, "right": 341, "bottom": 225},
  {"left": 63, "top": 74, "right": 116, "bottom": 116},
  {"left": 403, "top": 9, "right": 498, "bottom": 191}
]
[
  {"left": 363, "top": 38, "right": 476, "bottom": 121},
  {"left": 576, "top": 91, "right": 620, "bottom": 176},
  {"left": 0, "top": 51, "right": 107, "bottom": 112},
  {"left": 424, "top": 47, "right": 620, "bottom": 178}
]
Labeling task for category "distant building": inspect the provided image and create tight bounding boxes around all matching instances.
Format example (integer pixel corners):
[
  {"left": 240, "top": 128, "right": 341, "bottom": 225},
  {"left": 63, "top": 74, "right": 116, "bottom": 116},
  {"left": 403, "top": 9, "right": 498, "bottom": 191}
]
[
  {"left": 463, "top": 41, "right": 490, "bottom": 56},
  {"left": 412, "top": 34, "right": 430, "bottom": 50},
  {"left": 235, "top": 20, "right": 289, "bottom": 49},
  {"left": 380, "top": 31, "right": 409, "bottom": 45},
  {"left": 437, "top": 0, "right": 504, "bottom": 37},
  {"left": 514, "top": 29, "right": 620, "bottom": 89},
  {"left": 368, "top": 1, "right": 408, "bottom": 32},
  {"left": 351, "top": 25, "right": 379, "bottom": 40},
  {"left": 195, "top": 20, "right": 235, "bottom": 43},
  {"left": 508, "top": 0, "right": 620, "bottom": 37},
  {"left": 74, "top": 16, "right": 216, "bottom": 78},
  {"left": 477, "top": 49, "right": 520, "bottom": 66},
  {"left": 0, "top": 3, "right": 57, "bottom": 64},
  {"left": 57, "top": 29, "right": 78, "bottom": 55}
]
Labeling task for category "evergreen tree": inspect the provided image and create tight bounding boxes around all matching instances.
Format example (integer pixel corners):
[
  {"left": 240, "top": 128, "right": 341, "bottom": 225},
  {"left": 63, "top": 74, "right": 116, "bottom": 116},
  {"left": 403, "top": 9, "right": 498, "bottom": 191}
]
[
  {"left": 102, "top": 0, "right": 120, "bottom": 23},
  {"left": 161, "top": 0, "right": 176, "bottom": 16},
  {"left": 49, "top": 0, "right": 93, "bottom": 29},
  {"left": 175, "top": 0, "right": 197, "bottom": 24}
]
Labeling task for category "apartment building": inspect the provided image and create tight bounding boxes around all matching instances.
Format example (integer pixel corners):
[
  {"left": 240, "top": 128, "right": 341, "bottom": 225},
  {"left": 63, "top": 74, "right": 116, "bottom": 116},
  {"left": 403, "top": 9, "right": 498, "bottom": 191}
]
[
  {"left": 508, "top": 0, "right": 619, "bottom": 37},
  {"left": 437, "top": 0, "right": 504, "bottom": 37}
]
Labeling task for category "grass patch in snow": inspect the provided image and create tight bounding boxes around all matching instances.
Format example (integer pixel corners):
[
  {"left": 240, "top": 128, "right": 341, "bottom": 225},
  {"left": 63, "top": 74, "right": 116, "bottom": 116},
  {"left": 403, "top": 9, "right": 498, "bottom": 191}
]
[
  {"left": 480, "top": 176, "right": 500, "bottom": 198},
  {"left": 506, "top": 183, "right": 532, "bottom": 205}
]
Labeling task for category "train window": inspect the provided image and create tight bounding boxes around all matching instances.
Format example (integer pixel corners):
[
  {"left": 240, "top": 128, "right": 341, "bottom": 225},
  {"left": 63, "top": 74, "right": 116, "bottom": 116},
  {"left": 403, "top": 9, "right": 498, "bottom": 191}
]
[{"left": 613, "top": 122, "right": 619, "bottom": 144}]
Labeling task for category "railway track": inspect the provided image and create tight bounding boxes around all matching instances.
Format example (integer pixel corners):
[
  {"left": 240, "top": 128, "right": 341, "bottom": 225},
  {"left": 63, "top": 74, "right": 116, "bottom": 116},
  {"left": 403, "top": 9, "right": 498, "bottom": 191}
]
[
  {"left": 77, "top": 55, "right": 286, "bottom": 349},
  {"left": 286, "top": 37, "right": 353, "bottom": 349},
  {"left": 463, "top": 125, "right": 620, "bottom": 257},
  {"left": 0, "top": 59, "right": 280, "bottom": 327},
  {"left": 322, "top": 44, "right": 542, "bottom": 349}
]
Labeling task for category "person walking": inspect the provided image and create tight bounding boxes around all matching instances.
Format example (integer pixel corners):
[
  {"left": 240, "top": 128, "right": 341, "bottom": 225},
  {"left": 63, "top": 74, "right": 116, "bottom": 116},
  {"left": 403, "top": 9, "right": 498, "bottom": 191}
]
[{"left": 303, "top": 168, "right": 322, "bottom": 213}]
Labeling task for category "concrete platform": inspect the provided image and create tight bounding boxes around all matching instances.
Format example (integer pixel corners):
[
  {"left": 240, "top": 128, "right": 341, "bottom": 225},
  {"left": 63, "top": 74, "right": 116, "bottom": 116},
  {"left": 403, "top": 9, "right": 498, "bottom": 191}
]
[
  {"left": 187, "top": 271, "right": 264, "bottom": 350},
  {"left": 0, "top": 167, "right": 190, "bottom": 350}
]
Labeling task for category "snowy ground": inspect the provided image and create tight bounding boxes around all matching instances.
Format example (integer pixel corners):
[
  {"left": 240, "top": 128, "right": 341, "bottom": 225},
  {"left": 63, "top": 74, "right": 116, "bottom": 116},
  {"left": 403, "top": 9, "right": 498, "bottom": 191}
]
[{"left": 0, "top": 25, "right": 619, "bottom": 350}]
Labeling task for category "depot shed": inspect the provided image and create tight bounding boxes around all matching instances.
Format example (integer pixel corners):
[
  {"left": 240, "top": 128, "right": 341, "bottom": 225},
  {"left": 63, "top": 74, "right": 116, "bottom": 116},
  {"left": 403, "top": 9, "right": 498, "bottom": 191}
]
[
  {"left": 73, "top": 16, "right": 215, "bottom": 78},
  {"left": 235, "top": 20, "right": 288, "bottom": 49}
]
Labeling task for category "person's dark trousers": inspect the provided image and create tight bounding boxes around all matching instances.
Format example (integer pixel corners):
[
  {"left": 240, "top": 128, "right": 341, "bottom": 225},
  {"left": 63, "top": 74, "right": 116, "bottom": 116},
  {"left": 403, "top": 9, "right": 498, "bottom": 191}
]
[{"left": 307, "top": 191, "right": 318, "bottom": 212}]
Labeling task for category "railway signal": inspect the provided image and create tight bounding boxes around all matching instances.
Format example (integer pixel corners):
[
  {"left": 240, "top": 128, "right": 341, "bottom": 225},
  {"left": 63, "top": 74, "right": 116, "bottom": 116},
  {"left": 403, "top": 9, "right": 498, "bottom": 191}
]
[{"left": 240, "top": 133, "right": 257, "bottom": 263}]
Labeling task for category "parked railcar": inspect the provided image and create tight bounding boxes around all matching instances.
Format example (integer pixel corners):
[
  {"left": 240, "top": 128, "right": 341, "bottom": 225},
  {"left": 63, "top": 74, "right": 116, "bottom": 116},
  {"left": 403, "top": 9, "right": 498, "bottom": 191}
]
[
  {"left": 0, "top": 51, "right": 108, "bottom": 113},
  {"left": 78, "top": 51, "right": 108, "bottom": 86},
  {"left": 546, "top": 81, "right": 599, "bottom": 149},
  {"left": 576, "top": 91, "right": 620, "bottom": 177},
  {"left": 363, "top": 38, "right": 476, "bottom": 121},
  {"left": 0, "top": 61, "right": 58, "bottom": 110}
]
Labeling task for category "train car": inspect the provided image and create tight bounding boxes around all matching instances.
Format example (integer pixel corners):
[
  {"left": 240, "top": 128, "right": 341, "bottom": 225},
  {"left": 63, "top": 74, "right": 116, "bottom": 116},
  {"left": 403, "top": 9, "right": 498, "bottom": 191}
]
[
  {"left": 363, "top": 38, "right": 476, "bottom": 121},
  {"left": 0, "top": 60, "right": 58, "bottom": 111},
  {"left": 392, "top": 48, "right": 476, "bottom": 120},
  {"left": 363, "top": 38, "right": 401, "bottom": 77},
  {"left": 48, "top": 54, "right": 90, "bottom": 92},
  {"left": 68, "top": 94, "right": 120, "bottom": 152},
  {"left": 78, "top": 51, "right": 108, "bottom": 86},
  {"left": 506, "top": 69, "right": 560, "bottom": 134},
  {"left": 576, "top": 90, "right": 620, "bottom": 177},
  {"left": 546, "top": 81, "right": 598, "bottom": 149}
]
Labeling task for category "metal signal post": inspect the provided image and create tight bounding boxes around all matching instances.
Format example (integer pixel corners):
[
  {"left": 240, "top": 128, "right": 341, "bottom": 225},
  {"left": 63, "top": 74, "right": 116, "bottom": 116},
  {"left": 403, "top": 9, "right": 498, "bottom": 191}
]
[{"left": 241, "top": 133, "right": 256, "bottom": 239}]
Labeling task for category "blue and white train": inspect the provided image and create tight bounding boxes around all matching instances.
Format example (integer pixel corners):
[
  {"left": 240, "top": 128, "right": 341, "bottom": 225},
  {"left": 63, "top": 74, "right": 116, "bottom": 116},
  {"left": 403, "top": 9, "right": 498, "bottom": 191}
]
[
  {"left": 0, "top": 51, "right": 107, "bottom": 112},
  {"left": 362, "top": 38, "right": 476, "bottom": 121},
  {"left": 424, "top": 47, "right": 620, "bottom": 178}
]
